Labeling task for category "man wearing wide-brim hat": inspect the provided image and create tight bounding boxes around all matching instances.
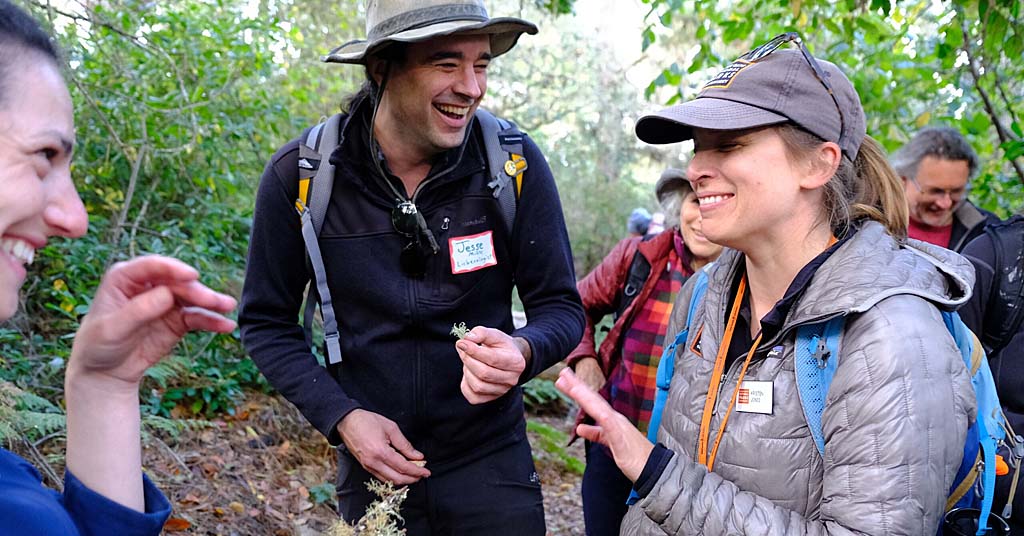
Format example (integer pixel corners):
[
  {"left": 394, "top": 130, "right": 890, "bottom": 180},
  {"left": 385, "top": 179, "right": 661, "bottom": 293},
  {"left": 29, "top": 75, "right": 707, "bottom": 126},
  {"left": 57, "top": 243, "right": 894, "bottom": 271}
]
[{"left": 239, "top": 1, "right": 584, "bottom": 533}]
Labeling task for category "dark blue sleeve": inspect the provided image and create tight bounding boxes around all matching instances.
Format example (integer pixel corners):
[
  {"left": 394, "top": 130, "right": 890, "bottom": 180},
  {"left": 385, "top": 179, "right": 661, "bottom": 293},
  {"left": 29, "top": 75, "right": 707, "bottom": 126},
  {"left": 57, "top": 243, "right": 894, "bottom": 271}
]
[
  {"left": 62, "top": 470, "right": 170, "bottom": 536},
  {"left": 634, "top": 443, "right": 674, "bottom": 499},
  {"left": 0, "top": 449, "right": 168, "bottom": 536},
  {"left": 238, "top": 141, "right": 361, "bottom": 445},
  {"left": 509, "top": 135, "right": 585, "bottom": 382}
]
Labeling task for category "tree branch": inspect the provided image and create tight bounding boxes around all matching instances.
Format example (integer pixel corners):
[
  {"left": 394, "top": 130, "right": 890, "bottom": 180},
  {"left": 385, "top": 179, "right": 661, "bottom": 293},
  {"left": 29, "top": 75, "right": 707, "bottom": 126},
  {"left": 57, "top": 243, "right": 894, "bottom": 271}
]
[{"left": 961, "top": 16, "right": 1024, "bottom": 186}]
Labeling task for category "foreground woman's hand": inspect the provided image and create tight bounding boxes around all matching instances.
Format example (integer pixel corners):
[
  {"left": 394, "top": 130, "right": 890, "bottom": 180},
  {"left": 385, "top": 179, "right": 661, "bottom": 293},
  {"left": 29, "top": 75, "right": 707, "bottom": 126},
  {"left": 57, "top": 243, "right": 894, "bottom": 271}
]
[
  {"left": 65, "top": 255, "right": 237, "bottom": 511},
  {"left": 555, "top": 368, "right": 655, "bottom": 482},
  {"left": 67, "top": 255, "right": 237, "bottom": 388}
]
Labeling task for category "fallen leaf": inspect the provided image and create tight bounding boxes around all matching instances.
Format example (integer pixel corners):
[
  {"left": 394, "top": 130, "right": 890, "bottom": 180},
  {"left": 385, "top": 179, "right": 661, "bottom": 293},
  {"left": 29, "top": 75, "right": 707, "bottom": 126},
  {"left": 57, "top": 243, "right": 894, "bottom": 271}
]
[
  {"left": 163, "top": 518, "right": 191, "bottom": 532},
  {"left": 202, "top": 463, "right": 219, "bottom": 477},
  {"left": 229, "top": 501, "right": 245, "bottom": 514},
  {"left": 214, "top": 507, "right": 226, "bottom": 516}
]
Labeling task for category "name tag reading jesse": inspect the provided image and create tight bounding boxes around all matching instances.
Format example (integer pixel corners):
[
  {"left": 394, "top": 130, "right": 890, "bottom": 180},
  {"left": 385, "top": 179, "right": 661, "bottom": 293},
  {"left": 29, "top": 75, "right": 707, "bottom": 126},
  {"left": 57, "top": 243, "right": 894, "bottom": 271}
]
[
  {"left": 735, "top": 380, "right": 773, "bottom": 414},
  {"left": 449, "top": 231, "right": 498, "bottom": 274}
]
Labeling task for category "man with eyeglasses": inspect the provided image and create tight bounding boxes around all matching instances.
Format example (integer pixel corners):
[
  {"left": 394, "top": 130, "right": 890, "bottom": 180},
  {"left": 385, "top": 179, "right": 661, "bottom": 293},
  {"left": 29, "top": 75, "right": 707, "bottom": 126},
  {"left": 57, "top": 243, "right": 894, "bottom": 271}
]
[
  {"left": 237, "top": 1, "right": 583, "bottom": 533},
  {"left": 892, "top": 126, "right": 1000, "bottom": 251}
]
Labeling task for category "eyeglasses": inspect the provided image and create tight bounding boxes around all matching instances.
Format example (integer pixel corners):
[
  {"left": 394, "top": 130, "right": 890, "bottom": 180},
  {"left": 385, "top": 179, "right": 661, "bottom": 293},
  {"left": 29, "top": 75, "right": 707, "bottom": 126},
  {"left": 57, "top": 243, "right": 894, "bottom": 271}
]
[
  {"left": 744, "top": 32, "right": 846, "bottom": 148},
  {"left": 906, "top": 176, "right": 969, "bottom": 204},
  {"left": 392, "top": 201, "right": 439, "bottom": 278}
]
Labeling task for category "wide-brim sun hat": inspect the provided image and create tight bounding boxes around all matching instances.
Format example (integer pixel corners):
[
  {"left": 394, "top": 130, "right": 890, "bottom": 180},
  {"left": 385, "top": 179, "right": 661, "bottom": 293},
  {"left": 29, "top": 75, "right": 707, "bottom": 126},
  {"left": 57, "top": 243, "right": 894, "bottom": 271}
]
[
  {"left": 323, "top": 0, "right": 538, "bottom": 64},
  {"left": 635, "top": 33, "right": 867, "bottom": 160}
]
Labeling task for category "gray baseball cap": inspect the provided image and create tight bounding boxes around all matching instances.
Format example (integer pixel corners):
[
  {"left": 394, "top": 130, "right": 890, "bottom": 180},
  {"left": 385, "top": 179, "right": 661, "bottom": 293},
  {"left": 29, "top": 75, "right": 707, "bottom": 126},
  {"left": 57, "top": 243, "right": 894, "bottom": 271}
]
[
  {"left": 635, "top": 37, "right": 867, "bottom": 160},
  {"left": 655, "top": 167, "right": 690, "bottom": 204}
]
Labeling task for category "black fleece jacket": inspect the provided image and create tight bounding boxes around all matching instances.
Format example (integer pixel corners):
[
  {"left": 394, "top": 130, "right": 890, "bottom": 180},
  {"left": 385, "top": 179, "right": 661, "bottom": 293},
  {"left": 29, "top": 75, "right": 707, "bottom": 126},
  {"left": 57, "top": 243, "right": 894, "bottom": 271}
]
[{"left": 238, "top": 104, "right": 583, "bottom": 472}]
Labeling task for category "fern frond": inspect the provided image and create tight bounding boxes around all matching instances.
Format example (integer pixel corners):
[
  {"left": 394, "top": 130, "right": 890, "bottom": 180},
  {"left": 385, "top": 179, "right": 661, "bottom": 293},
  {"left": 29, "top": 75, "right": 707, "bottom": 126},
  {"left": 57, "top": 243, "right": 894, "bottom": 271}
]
[
  {"left": 142, "top": 414, "right": 212, "bottom": 438},
  {"left": 143, "top": 355, "right": 192, "bottom": 387}
]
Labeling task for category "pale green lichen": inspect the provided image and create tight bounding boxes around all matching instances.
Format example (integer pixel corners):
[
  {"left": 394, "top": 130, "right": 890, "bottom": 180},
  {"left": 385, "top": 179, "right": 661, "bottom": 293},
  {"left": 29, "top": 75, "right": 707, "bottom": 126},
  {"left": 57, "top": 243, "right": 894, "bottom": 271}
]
[
  {"left": 450, "top": 322, "right": 469, "bottom": 340},
  {"left": 324, "top": 480, "right": 408, "bottom": 536}
]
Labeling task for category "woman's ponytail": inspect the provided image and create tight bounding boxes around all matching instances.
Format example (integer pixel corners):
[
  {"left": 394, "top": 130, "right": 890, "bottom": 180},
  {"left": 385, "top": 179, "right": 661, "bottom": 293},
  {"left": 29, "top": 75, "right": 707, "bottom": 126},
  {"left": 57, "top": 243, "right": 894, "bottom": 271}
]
[{"left": 850, "top": 136, "right": 909, "bottom": 240}]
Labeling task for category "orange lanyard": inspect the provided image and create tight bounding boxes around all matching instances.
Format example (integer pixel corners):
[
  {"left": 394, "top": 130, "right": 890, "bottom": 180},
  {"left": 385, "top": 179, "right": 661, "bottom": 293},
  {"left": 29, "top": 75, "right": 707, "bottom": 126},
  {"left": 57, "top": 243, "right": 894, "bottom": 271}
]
[
  {"left": 697, "top": 236, "right": 837, "bottom": 472},
  {"left": 696, "top": 274, "right": 762, "bottom": 471}
]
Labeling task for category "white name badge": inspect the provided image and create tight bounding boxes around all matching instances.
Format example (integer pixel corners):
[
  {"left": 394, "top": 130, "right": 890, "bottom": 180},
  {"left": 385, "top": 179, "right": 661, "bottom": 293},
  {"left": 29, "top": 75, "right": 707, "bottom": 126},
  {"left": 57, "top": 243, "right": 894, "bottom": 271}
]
[
  {"left": 449, "top": 231, "right": 498, "bottom": 274},
  {"left": 735, "top": 380, "right": 773, "bottom": 414}
]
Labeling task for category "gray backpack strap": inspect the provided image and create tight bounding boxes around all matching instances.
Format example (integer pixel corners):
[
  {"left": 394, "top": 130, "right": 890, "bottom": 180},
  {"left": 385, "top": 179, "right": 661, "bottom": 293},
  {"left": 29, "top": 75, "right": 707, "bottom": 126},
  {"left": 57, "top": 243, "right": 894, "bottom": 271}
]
[
  {"left": 295, "top": 113, "right": 346, "bottom": 366},
  {"left": 309, "top": 114, "right": 344, "bottom": 235},
  {"left": 476, "top": 109, "right": 526, "bottom": 237},
  {"left": 298, "top": 206, "right": 342, "bottom": 364}
]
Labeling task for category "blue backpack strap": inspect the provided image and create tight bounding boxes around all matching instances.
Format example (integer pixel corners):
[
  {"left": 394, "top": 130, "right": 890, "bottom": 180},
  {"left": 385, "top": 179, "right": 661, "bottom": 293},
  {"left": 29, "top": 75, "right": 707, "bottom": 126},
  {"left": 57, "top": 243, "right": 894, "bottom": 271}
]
[
  {"left": 942, "top": 311, "right": 1006, "bottom": 535},
  {"left": 794, "top": 316, "right": 846, "bottom": 457},
  {"left": 627, "top": 268, "right": 708, "bottom": 506},
  {"left": 646, "top": 269, "right": 709, "bottom": 443}
]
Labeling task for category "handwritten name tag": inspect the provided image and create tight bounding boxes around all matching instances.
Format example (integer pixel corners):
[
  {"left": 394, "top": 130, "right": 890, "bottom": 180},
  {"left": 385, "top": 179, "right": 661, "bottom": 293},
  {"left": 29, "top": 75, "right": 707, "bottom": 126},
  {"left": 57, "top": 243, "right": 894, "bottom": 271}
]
[{"left": 449, "top": 231, "right": 498, "bottom": 274}]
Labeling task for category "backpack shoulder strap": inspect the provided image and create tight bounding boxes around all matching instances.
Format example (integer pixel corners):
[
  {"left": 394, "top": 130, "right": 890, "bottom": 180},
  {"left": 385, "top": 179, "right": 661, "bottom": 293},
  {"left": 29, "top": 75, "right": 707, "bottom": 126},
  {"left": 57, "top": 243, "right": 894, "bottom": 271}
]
[
  {"left": 305, "top": 113, "right": 344, "bottom": 235},
  {"left": 615, "top": 249, "right": 652, "bottom": 320},
  {"left": 295, "top": 113, "right": 346, "bottom": 366},
  {"left": 942, "top": 311, "right": 1006, "bottom": 530},
  {"left": 476, "top": 108, "right": 527, "bottom": 237},
  {"left": 646, "top": 268, "right": 710, "bottom": 443},
  {"left": 627, "top": 268, "right": 709, "bottom": 506},
  {"left": 794, "top": 316, "right": 846, "bottom": 457}
]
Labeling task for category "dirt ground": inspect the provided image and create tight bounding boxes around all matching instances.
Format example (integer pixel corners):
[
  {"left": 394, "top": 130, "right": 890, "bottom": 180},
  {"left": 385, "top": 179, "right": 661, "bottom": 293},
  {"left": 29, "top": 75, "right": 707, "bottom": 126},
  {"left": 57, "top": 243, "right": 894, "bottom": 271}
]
[{"left": 127, "top": 392, "right": 586, "bottom": 535}]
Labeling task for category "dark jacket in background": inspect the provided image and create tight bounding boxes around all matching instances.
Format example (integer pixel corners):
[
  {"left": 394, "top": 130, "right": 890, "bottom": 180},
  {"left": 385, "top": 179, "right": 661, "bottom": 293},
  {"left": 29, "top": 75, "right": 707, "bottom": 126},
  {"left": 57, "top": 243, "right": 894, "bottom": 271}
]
[
  {"left": 950, "top": 200, "right": 1001, "bottom": 252},
  {"left": 238, "top": 102, "right": 584, "bottom": 472}
]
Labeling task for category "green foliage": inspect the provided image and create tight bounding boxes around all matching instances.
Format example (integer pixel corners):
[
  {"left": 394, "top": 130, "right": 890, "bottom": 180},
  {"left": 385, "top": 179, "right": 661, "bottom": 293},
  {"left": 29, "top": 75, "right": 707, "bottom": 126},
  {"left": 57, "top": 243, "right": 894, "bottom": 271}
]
[
  {"left": 638, "top": 0, "right": 1024, "bottom": 215},
  {"left": 486, "top": 4, "right": 658, "bottom": 274},
  {"left": 526, "top": 419, "right": 585, "bottom": 475},
  {"left": 0, "top": 382, "right": 66, "bottom": 445},
  {"left": 141, "top": 334, "right": 271, "bottom": 418},
  {"left": 522, "top": 378, "right": 570, "bottom": 413},
  {"left": 309, "top": 482, "right": 337, "bottom": 506},
  {"left": 8, "top": 0, "right": 353, "bottom": 421},
  {"left": 141, "top": 414, "right": 213, "bottom": 439}
]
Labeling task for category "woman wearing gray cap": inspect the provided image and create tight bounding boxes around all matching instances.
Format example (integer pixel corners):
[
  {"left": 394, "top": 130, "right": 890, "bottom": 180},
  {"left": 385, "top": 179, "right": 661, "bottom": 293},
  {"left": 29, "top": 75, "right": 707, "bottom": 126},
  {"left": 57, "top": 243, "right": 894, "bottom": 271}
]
[
  {"left": 566, "top": 169, "right": 721, "bottom": 535},
  {"left": 557, "top": 33, "right": 978, "bottom": 534}
]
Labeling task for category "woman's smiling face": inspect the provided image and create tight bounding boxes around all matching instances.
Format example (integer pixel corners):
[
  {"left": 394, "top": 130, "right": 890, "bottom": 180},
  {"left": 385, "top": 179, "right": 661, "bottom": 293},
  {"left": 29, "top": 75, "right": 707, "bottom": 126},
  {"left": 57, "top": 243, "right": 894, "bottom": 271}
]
[
  {"left": 687, "top": 127, "right": 806, "bottom": 251},
  {"left": 0, "top": 52, "right": 87, "bottom": 321}
]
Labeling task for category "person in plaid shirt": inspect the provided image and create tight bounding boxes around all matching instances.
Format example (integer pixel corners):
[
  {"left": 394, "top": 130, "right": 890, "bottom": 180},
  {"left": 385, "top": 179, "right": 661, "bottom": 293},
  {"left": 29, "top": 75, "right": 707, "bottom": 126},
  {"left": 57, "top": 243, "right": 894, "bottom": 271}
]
[{"left": 565, "top": 169, "right": 721, "bottom": 536}]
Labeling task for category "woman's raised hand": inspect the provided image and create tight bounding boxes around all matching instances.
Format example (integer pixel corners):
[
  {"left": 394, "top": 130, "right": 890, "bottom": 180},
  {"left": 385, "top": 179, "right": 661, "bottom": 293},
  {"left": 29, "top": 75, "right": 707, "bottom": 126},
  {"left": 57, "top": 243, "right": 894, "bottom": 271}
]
[
  {"left": 555, "top": 368, "right": 655, "bottom": 481},
  {"left": 67, "top": 255, "right": 237, "bottom": 390}
]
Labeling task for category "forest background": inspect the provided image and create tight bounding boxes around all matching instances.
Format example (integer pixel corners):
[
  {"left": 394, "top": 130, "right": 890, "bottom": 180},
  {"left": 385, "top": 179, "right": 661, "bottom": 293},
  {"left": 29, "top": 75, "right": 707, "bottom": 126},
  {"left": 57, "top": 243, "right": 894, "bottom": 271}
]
[{"left": 1, "top": 0, "right": 1022, "bottom": 533}]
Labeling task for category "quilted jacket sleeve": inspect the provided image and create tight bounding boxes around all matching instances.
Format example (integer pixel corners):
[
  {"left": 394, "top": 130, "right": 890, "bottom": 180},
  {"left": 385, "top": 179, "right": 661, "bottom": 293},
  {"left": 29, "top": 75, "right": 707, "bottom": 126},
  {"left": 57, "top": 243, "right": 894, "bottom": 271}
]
[
  {"left": 622, "top": 295, "right": 975, "bottom": 535},
  {"left": 565, "top": 236, "right": 639, "bottom": 368}
]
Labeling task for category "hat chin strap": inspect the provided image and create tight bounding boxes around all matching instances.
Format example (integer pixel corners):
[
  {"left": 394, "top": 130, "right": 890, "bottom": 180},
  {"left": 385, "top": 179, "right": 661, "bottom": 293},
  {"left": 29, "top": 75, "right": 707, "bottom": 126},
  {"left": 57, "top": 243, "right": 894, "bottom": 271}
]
[{"left": 367, "top": 62, "right": 406, "bottom": 203}]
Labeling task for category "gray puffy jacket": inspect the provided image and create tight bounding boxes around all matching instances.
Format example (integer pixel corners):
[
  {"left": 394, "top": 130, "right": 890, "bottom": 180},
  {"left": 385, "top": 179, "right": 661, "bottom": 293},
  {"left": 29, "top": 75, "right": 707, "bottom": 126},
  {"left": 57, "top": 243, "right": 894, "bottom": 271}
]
[{"left": 620, "top": 222, "right": 977, "bottom": 535}]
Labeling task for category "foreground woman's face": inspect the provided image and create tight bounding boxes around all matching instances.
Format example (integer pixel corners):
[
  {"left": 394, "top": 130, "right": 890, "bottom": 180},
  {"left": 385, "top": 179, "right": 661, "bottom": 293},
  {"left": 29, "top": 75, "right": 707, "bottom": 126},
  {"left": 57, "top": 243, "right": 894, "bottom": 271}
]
[
  {"left": 0, "top": 54, "right": 86, "bottom": 321},
  {"left": 687, "top": 126, "right": 804, "bottom": 251}
]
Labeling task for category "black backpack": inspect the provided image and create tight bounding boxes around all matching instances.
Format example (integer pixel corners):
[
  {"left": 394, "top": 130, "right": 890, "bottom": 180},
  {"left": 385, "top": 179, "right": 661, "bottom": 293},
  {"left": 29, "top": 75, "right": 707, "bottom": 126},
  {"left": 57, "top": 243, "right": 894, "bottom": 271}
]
[{"left": 981, "top": 215, "right": 1024, "bottom": 355}]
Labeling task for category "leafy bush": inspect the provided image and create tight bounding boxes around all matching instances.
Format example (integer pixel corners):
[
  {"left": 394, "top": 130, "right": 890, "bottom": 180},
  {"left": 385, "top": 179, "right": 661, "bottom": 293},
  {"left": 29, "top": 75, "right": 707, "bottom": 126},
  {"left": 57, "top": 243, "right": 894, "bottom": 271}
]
[
  {"left": 522, "top": 378, "right": 570, "bottom": 414},
  {"left": 526, "top": 420, "right": 585, "bottom": 475}
]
